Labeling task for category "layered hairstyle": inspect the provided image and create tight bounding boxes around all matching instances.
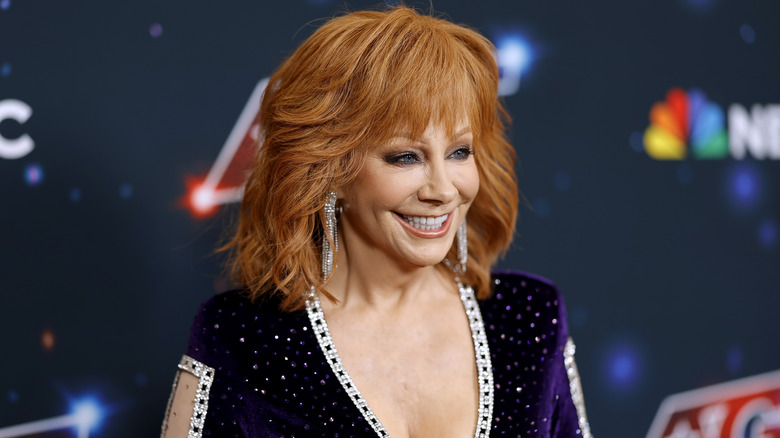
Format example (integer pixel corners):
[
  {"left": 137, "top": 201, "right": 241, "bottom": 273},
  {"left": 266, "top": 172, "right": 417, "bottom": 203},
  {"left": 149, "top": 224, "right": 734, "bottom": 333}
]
[{"left": 223, "top": 5, "right": 518, "bottom": 311}]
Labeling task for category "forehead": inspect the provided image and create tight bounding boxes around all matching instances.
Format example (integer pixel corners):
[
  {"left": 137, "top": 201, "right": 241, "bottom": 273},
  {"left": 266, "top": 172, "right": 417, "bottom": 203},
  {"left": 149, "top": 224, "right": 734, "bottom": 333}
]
[{"left": 391, "top": 120, "right": 472, "bottom": 142}]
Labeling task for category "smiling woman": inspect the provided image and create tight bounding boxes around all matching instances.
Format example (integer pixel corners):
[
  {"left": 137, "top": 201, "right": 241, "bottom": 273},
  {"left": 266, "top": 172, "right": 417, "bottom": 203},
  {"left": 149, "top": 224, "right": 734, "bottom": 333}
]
[
  {"left": 338, "top": 123, "right": 479, "bottom": 273},
  {"left": 161, "top": 5, "right": 592, "bottom": 438}
]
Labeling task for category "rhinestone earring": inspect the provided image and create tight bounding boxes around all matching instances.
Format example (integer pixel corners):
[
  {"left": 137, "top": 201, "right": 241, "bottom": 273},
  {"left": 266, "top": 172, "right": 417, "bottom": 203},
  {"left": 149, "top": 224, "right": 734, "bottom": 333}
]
[
  {"left": 456, "top": 217, "right": 467, "bottom": 274},
  {"left": 445, "top": 218, "right": 468, "bottom": 275},
  {"left": 322, "top": 191, "right": 338, "bottom": 279}
]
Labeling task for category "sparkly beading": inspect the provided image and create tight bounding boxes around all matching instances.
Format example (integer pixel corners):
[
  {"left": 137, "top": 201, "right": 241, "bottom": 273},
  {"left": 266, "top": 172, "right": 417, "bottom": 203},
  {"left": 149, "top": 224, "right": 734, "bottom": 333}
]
[
  {"left": 460, "top": 284, "right": 495, "bottom": 437},
  {"left": 169, "top": 271, "right": 592, "bottom": 436},
  {"left": 322, "top": 191, "right": 338, "bottom": 278},
  {"left": 180, "top": 355, "right": 215, "bottom": 438},
  {"left": 305, "top": 284, "right": 495, "bottom": 438},
  {"left": 457, "top": 218, "right": 468, "bottom": 271},
  {"left": 564, "top": 338, "right": 593, "bottom": 438},
  {"left": 161, "top": 355, "right": 215, "bottom": 438},
  {"left": 306, "top": 289, "right": 389, "bottom": 437}
]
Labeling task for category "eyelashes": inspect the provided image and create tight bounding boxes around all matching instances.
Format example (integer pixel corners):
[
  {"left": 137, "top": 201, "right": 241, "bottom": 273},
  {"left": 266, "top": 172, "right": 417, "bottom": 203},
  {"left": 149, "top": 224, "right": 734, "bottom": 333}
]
[
  {"left": 450, "top": 145, "right": 474, "bottom": 160},
  {"left": 384, "top": 152, "right": 419, "bottom": 165},
  {"left": 383, "top": 145, "right": 474, "bottom": 166}
]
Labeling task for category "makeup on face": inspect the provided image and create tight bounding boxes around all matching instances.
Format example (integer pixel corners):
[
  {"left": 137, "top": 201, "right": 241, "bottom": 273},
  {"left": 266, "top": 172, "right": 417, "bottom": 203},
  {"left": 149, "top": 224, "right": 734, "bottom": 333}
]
[{"left": 337, "top": 122, "right": 479, "bottom": 270}]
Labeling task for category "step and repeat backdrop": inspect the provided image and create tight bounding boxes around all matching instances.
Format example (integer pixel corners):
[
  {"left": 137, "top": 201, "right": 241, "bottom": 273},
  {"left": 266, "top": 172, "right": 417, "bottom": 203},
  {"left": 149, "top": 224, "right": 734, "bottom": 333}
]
[{"left": 2, "top": 1, "right": 779, "bottom": 437}]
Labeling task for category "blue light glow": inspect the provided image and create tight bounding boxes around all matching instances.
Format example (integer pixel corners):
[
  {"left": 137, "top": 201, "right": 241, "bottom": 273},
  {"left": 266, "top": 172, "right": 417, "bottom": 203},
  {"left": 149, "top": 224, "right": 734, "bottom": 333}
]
[
  {"left": 495, "top": 34, "right": 535, "bottom": 96},
  {"left": 119, "top": 183, "right": 133, "bottom": 199},
  {"left": 727, "top": 345, "right": 743, "bottom": 374},
  {"left": 70, "top": 188, "right": 82, "bottom": 202},
  {"left": 24, "top": 163, "right": 43, "bottom": 186},
  {"left": 603, "top": 340, "right": 643, "bottom": 393},
  {"left": 7, "top": 390, "right": 18, "bottom": 403},
  {"left": 149, "top": 23, "right": 163, "bottom": 38},
  {"left": 612, "top": 354, "right": 634, "bottom": 381},
  {"left": 0, "top": 62, "right": 10, "bottom": 77},
  {"left": 629, "top": 131, "right": 644, "bottom": 152},
  {"left": 532, "top": 197, "right": 550, "bottom": 218},
  {"left": 0, "top": 0, "right": 10, "bottom": 11},
  {"left": 740, "top": 24, "right": 756, "bottom": 44},
  {"left": 758, "top": 219, "right": 777, "bottom": 249},
  {"left": 725, "top": 163, "right": 763, "bottom": 214},
  {"left": 553, "top": 171, "right": 571, "bottom": 192},
  {"left": 71, "top": 398, "right": 103, "bottom": 432},
  {"left": 683, "top": 0, "right": 716, "bottom": 12}
]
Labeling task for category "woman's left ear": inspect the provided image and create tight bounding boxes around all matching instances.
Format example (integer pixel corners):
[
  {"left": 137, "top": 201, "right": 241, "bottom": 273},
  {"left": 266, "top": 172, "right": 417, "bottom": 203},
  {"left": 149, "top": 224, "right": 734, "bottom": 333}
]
[{"left": 333, "top": 184, "right": 350, "bottom": 212}]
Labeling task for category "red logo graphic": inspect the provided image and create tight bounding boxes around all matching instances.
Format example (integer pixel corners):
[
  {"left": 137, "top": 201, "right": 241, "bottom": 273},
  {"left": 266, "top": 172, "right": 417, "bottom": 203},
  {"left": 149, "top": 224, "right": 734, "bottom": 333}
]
[
  {"left": 646, "top": 370, "right": 780, "bottom": 438},
  {"left": 183, "top": 78, "right": 269, "bottom": 218}
]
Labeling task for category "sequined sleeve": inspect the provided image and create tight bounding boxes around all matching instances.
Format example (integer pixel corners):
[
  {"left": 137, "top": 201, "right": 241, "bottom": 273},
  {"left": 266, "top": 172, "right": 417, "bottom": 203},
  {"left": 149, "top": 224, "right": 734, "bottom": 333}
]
[
  {"left": 562, "top": 337, "right": 593, "bottom": 438},
  {"left": 551, "top": 290, "right": 593, "bottom": 438},
  {"left": 161, "top": 355, "right": 215, "bottom": 438},
  {"left": 166, "top": 293, "right": 249, "bottom": 437}
]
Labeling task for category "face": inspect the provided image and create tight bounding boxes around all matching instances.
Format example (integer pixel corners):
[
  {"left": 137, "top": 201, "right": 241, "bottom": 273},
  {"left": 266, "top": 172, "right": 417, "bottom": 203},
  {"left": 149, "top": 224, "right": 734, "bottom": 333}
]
[{"left": 338, "top": 122, "right": 480, "bottom": 270}]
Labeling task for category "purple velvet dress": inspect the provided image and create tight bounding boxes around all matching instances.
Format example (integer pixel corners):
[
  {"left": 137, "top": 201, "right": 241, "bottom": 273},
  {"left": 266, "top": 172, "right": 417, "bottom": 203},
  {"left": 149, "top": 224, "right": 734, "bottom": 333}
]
[{"left": 164, "top": 271, "right": 592, "bottom": 437}]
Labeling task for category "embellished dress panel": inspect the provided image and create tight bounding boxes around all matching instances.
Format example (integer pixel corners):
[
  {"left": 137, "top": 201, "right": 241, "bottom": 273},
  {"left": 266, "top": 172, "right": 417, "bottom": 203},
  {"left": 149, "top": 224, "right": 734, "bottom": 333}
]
[
  {"left": 481, "top": 272, "right": 589, "bottom": 437},
  {"left": 166, "top": 271, "right": 591, "bottom": 437}
]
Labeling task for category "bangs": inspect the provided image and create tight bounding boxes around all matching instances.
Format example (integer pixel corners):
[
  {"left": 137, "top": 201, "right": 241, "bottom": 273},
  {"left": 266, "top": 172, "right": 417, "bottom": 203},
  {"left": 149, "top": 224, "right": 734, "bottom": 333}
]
[
  {"left": 382, "top": 51, "right": 482, "bottom": 142},
  {"left": 332, "top": 10, "right": 499, "bottom": 147}
]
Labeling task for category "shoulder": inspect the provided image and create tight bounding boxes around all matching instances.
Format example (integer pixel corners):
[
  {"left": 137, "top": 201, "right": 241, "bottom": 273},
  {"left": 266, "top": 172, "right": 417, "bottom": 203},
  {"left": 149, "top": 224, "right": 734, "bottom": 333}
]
[
  {"left": 190, "top": 289, "right": 268, "bottom": 335},
  {"left": 191, "top": 289, "right": 287, "bottom": 325},
  {"left": 479, "top": 270, "right": 570, "bottom": 341},
  {"left": 186, "top": 289, "right": 300, "bottom": 365},
  {"left": 489, "top": 270, "right": 563, "bottom": 305}
]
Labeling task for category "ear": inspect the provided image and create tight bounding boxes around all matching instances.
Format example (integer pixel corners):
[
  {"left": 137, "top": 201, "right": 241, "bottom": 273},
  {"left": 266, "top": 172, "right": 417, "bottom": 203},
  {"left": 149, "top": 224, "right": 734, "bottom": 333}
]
[{"left": 333, "top": 183, "right": 351, "bottom": 211}]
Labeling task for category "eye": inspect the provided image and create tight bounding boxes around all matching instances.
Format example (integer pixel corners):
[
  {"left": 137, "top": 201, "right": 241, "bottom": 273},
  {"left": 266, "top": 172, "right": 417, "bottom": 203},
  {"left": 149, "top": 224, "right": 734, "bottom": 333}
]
[
  {"left": 385, "top": 152, "right": 421, "bottom": 165},
  {"left": 449, "top": 145, "right": 474, "bottom": 160}
]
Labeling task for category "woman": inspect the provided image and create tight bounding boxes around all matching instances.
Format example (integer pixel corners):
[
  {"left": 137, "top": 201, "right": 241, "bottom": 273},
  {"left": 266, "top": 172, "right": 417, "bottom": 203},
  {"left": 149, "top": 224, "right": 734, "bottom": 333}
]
[{"left": 162, "top": 6, "right": 591, "bottom": 438}]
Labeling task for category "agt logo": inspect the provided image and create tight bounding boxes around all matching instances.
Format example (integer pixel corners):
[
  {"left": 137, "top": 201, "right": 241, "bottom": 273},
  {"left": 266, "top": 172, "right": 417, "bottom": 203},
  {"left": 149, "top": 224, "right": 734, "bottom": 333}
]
[
  {"left": 644, "top": 88, "right": 780, "bottom": 160},
  {"left": 0, "top": 98, "right": 34, "bottom": 159},
  {"left": 645, "top": 370, "right": 780, "bottom": 438}
]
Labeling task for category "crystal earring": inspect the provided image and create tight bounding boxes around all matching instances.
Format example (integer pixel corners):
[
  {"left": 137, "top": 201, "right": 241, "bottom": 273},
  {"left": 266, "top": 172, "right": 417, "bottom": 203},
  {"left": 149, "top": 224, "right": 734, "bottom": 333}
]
[
  {"left": 456, "top": 217, "right": 467, "bottom": 274},
  {"left": 321, "top": 191, "right": 338, "bottom": 279},
  {"left": 445, "top": 218, "right": 468, "bottom": 275}
]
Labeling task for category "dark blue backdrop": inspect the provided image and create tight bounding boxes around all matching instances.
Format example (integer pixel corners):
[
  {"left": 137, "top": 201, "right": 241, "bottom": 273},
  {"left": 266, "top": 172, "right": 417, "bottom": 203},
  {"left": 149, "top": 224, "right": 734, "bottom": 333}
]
[{"left": 2, "top": 1, "right": 779, "bottom": 437}]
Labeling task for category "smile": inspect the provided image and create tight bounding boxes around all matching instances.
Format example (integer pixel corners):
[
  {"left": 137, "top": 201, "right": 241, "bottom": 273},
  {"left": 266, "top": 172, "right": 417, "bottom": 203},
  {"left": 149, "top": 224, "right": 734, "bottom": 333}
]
[
  {"left": 401, "top": 213, "right": 449, "bottom": 231},
  {"left": 394, "top": 212, "right": 454, "bottom": 238}
]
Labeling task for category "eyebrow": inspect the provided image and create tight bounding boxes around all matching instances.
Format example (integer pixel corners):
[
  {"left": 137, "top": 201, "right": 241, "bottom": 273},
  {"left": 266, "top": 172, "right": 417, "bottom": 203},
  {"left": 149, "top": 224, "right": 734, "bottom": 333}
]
[{"left": 392, "top": 127, "right": 472, "bottom": 144}]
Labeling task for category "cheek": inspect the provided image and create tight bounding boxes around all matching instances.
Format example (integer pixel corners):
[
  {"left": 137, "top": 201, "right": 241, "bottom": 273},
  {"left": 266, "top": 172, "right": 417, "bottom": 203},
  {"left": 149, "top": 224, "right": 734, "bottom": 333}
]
[
  {"left": 352, "top": 168, "right": 421, "bottom": 210},
  {"left": 457, "top": 163, "right": 480, "bottom": 202}
]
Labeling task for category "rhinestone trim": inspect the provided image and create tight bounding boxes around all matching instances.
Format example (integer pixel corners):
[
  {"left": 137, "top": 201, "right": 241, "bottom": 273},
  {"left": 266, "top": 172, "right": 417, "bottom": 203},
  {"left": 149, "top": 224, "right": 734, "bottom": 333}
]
[
  {"left": 564, "top": 338, "right": 593, "bottom": 438},
  {"left": 461, "top": 284, "right": 495, "bottom": 438},
  {"left": 305, "top": 284, "right": 494, "bottom": 438},
  {"left": 175, "top": 355, "right": 216, "bottom": 438}
]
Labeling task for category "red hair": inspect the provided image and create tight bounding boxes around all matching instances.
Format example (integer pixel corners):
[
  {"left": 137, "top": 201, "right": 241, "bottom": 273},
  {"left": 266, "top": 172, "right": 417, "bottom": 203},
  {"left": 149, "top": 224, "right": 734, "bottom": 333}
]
[{"left": 222, "top": 6, "right": 518, "bottom": 311}]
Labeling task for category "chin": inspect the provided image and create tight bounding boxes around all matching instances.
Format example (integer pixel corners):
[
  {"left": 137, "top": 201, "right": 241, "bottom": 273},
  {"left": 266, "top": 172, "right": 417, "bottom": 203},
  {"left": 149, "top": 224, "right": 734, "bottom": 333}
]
[{"left": 398, "top": 247, "right": 452, "bottom": 269}]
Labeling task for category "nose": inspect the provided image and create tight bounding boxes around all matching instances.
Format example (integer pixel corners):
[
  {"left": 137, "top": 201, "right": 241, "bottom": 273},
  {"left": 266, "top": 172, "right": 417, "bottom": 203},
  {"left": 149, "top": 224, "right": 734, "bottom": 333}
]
[{"left": 418, "top": 159, "right": 457, "bottom": 204}]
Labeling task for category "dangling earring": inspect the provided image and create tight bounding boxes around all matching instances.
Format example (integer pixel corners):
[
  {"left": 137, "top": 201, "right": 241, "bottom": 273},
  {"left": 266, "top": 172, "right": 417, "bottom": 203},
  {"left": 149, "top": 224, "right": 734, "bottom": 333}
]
[
  {"left": 322, "top": 191, "right": 338, "bottom": 279},
  {"left": 456, "top": 218, "right": 467, "bottom": 274},
  {"left": 445, "top": 218, "right": 468, "bottom": 275}
]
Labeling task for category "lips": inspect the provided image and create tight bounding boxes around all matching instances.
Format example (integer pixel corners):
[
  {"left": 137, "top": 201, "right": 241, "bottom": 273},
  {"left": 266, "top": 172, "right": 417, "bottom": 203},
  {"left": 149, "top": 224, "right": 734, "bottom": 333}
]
[{"left": 395, "top": 212, "right": 454, "bottom": 238}]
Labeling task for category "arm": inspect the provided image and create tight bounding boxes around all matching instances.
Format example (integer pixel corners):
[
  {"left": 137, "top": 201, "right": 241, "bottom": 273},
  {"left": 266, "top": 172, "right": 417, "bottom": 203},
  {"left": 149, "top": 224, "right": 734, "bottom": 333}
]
[
  {"left": 551, "top": 290, "right": 594, "bottom": 438},
  {"left": 161, "top": 356, "right": 215, "bottom": 438},
  {"left": 160, "top": 295, "right": 245, "bottom": 438}
]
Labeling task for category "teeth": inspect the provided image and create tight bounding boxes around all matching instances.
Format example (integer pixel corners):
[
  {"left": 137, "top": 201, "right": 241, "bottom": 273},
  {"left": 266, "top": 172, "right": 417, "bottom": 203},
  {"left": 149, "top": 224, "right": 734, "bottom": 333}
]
[{"left": 402, "top": 213, "right": 449, "bottom": 231}]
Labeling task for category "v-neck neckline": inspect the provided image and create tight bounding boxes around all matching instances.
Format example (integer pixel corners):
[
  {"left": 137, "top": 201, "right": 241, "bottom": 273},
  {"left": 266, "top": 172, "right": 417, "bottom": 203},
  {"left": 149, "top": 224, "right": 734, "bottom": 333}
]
[{"left": 305, "top": 284, "right": 494, "bottom": 438}]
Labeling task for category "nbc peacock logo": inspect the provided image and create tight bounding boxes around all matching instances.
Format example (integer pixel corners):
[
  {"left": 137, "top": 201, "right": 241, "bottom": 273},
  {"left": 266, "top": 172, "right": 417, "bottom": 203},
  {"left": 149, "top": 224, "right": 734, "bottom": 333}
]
[{"left": 643, "top": 88, "right": 729, "bottom": 160}]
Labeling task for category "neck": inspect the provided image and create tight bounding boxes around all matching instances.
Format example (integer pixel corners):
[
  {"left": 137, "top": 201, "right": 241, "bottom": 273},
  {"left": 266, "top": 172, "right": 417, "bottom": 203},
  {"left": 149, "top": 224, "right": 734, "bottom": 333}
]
[{"left": 323, "top": 244, "right": 455, "bottom": 313}]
